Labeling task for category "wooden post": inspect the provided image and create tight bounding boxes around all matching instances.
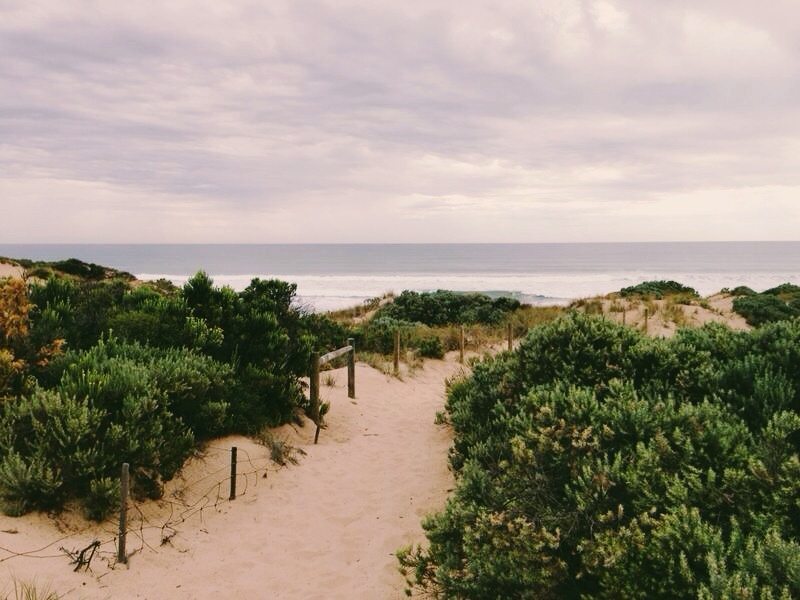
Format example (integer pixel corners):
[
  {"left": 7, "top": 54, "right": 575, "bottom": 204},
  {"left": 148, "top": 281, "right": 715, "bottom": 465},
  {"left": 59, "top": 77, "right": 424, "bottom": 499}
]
[
  {"left": 622, "top": 308, "right": 627, "bottom": 325},
  {"left": 644, "top": 308, "right": 649, "bottom": 332},
  {"left": 311, "top": 352, "right": 321, "bottom": 444},
  {"left": 507, "top": 322, "right": 513, "bottom": 351},
  {"left": 117, "top": 462, "right": 129, "bottom": 564},
  {"left": 459, "top": 326, "right": 465, "bottom": 363},
  {"left": 393, "top": 330, "right": 400, "bottom": 374},
  {"left": 347, "top": 338, "right": 355, "bottom": 399},
  {"left": 229, "top": 447, "right": 237, "bottom": 500}
]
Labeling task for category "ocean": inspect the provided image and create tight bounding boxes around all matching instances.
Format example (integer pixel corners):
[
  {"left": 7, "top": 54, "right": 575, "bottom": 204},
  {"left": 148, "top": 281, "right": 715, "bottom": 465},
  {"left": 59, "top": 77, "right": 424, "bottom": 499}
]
[{"left": 1, "top": 243, "right": 798, "bottom": 311}]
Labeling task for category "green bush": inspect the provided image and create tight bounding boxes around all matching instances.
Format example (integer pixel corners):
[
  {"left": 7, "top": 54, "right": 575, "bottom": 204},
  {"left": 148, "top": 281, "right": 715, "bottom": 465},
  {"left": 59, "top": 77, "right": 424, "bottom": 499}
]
[
  {"left": 416, "top": 337, "right": 445, "bottom": 359},
  {"left": 84, "top": 477, "right": 120, "bottom": 521},
  {"left": 733, "top": 294, "right": 800, "bottom": 326},
  {"left": 0, "top": 338, "right": 234, "bottom": 517},
  {"left": 730, "top": 285, "right": 757, "bottom": 296},
  {"left": 377, "top": 290, "right": 521, "bottom": 326},
  {"left": 763, "top": 283, "right": 800, "bottom": 298},
  {"left": 401, "top": 314, "right": 800, "bottom": 599},
  {"left": 620, "top": 280, "right": 699, "bottom": 299}
]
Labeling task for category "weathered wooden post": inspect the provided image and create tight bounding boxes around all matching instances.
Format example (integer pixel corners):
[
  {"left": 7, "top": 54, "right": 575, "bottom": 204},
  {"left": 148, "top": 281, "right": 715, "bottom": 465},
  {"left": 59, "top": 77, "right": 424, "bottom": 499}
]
[
  {"left": 117, "top": 462, "right": 129, "bottom": 564},
  {"left": 507, "top": 322, "right": 513, "bottom": 351},
  {"left": 459, "top": 326, "right": 465, "bottom": 363},
  {"left": 644, "top": 308, "right": 649, "bottom": 332},
  {"left": 623, "top": 308, "right": 627, "bottom": 325},
  {"left": 347, "top": 337, "right": 355, "bottom": 399},
  {"left": 229, "top": 447, "right": 237, "bottom": 500},
  {"left": 311, "top": 352, "right": 321, "bottom": 443},
  {"left": 393, "top": 330, "right": 400, "bottom": 374}
]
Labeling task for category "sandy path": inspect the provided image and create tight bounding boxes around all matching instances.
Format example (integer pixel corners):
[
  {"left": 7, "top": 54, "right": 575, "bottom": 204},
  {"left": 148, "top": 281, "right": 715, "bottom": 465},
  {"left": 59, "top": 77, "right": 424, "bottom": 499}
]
[{"left": 0, "top": 358, "right": 463, "bottom": 599}]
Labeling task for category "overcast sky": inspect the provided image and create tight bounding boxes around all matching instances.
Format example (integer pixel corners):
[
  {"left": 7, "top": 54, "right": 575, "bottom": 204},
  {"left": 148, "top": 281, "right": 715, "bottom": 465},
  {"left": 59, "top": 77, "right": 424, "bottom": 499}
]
[{"left": 1, "top": 1, "right": 799, "bottom": 243}]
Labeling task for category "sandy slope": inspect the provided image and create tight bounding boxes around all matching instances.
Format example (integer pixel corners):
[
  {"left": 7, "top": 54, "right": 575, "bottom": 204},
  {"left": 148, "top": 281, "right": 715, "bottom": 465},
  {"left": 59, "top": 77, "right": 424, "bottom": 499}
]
[
  {"left": 0, "top": 358, "right": 465, "bottom": 599},
  {"left": 0, "top": 263, "right": 24, "bottom": 279},
  {"left": 594, "top": 293, "right": 750, "bottom": 337}
]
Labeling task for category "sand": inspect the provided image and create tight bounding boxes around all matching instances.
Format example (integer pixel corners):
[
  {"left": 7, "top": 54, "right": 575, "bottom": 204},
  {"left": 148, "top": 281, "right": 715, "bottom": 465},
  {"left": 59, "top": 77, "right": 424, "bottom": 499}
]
[
  {"left": 594, "top": 293, "right": 750, "bottom": 337},
  {"left": 0, "top": 357, "right": 466, "bottom": 599},
  {"left": 0, "top": 263, "right": 24, "bottom": 280}
]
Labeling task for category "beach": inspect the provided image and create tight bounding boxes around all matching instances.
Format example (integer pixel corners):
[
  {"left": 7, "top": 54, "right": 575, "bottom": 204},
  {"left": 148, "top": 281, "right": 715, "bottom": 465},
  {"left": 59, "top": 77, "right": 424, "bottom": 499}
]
[{"left": 0, "top": 356, "right": 464, "bottom": 599}]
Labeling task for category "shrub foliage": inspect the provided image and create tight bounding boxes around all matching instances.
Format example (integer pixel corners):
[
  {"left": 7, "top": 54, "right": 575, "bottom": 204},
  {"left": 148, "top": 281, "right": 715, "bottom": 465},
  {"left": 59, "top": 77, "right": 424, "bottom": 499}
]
[
  {"left": 0, "top": 270, "right": 344, "bottom": 519},
  {"left": 401, "top": 314, "right": 800, "bottom": 599},
  {"left": 732, "top": 283, "right": 800, "bottom": 326},
  {"left": 619, "top": 280, "right": 699, "bottom": 299},
  {"left": 377, "top": 290, "right": 521, "bottom": 326}
]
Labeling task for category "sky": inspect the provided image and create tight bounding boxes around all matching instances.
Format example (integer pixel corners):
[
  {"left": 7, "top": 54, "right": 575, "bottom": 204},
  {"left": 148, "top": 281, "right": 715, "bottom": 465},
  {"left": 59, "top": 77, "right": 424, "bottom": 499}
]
[{"left": 1, "top": 0, "right": 799, "bottom": 243}]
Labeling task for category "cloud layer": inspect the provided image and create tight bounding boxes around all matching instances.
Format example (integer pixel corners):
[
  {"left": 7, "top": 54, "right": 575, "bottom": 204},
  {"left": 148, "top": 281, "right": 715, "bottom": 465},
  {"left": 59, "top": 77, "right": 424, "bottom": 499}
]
[{"left": 1, "top": 0, "right": 799, "bottom": 242}]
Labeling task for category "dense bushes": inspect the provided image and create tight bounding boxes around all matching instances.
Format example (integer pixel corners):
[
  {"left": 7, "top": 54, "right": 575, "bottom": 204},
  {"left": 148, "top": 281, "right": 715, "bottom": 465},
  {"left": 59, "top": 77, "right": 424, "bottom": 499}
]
[
  {"left": 0, "top": 270, "right": 346, "bottom": 520},
  {"left": 732, "top": 283, "right": 800, "bottom": 326},
  {"left": 355, "top": 291, "right": 525, "bottom": 357},
  {"left": 619, "top": 280, "right": 699, "bottom": 299},
  {"left": 401, "top": 314, "right": 800, "bottom": 599},
  {"left": 0, "top": 338, "right": 231, "bottom": 518},
  {"left": 377, "top": 290, "right": 521, "bottom": 326}
]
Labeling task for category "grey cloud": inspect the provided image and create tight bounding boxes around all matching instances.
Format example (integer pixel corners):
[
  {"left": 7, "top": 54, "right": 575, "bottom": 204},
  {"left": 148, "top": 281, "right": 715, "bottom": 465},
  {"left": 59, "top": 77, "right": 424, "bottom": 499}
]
[{"left": 0, "top": 0, "right": 799, "bottom": 241}]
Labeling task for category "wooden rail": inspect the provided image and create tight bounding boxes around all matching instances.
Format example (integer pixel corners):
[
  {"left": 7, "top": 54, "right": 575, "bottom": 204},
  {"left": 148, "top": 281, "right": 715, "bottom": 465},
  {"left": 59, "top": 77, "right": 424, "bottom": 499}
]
[{"left": 310, "top": 338, "right": 355, "bottom": 444}]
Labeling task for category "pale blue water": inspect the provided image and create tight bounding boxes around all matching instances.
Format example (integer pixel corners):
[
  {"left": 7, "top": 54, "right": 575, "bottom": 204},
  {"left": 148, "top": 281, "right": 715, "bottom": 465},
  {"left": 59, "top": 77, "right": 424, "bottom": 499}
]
[{"left": 1, "top": 243, "right": 798, "bottom": 311}]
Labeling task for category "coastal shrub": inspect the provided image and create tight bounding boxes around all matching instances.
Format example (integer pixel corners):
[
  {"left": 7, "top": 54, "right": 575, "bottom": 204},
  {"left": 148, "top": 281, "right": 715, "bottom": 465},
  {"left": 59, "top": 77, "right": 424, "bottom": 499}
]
[
  {"left": 416, "top": 336, "right": 445, "bottom": 359},
  {"left": 401, "top": 314, "right": 800, "bottom": 599},
  {"left": 0, "top": 265, "right": 353, "bottom": 518},
  {"left": 733, "top": 293, "right": 800, "bottom": 326},
  {"left": 730, "top": 285, "right": 757, "bottom": 296},
  {"left": 51, "top": 258, "right": 107, "bottom": 280},
  {"left": 358, "top": 316, "right": 413, "bottom": 354},
  {"left": 0, "top": 338, "right": 234, "bottom": 517},
  {"left": 763, "top": 283, "right": 800, "bottom": 298},
  {"left": 619, "top": 280, "right": 699, "bottom": 299},
  {"left": 84, "top": 477, "right": 121, "bottom": 522},
  {"left": 377, "top": 290, "right": 521, "bottom": 326}
]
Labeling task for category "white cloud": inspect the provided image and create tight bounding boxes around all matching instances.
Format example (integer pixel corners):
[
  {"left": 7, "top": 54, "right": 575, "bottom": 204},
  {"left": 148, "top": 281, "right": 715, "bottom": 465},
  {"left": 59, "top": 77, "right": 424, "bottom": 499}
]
[{"left": 0, "top": 0, "right": 798, "bottom": 242}]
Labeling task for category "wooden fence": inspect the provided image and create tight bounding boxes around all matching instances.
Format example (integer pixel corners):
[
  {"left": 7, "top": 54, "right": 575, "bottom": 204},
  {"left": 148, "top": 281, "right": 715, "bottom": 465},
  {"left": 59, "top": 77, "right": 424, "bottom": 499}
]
[{"left": 309, "top": 338, "right": 356, "bottom": 444}]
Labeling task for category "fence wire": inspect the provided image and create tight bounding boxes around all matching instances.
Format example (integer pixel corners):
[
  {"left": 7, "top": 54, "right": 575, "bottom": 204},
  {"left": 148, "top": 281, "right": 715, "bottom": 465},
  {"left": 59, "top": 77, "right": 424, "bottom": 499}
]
[{"left": 0, "top": 444, "right": 278, "bottom": 574}]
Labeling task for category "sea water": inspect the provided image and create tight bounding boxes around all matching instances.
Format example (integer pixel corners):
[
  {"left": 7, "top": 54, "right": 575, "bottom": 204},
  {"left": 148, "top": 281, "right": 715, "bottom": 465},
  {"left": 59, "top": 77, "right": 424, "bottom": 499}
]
[{"left": 1, "top": 243, "right": 798, "bottom": 311}]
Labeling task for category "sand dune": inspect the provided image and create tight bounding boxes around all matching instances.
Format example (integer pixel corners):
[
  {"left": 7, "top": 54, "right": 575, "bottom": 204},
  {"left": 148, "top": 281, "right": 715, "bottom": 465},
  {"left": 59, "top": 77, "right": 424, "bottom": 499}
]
[
  {"left": 0, "top": 358, "right": 465, "bottom": 598},
  {"left": 0, "top": 263, "right": 24, "bottom": 279}
]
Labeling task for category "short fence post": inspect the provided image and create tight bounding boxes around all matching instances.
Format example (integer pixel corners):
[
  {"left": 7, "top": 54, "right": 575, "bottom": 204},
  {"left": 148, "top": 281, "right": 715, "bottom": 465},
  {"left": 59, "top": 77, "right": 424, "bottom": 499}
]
[
  {"left": 229, "top": 447, "right": 237, "bottom": 500},
  {"left": 459, "top": 326, "right": 465, "bottom": 363},
  {"left": 644, "top": 308, "right": 649, "bottom": 332},
  {"left": 507, "top": 322, "right": 513, "bottom": 351},
  {"left": 347, "top": 337, "right": 355, "bottom": 399},
  {"left": 117, "top": 462, "right": 129, "bottom": 564},
  {"left": 311, "top": 352, "right": 321, "bottom": 444},
  {"left": 623, "top": 308, "right": 627, "bottom": 325},
  {"left": 393, "top": 330, "right": 400, "bottom": 374}
]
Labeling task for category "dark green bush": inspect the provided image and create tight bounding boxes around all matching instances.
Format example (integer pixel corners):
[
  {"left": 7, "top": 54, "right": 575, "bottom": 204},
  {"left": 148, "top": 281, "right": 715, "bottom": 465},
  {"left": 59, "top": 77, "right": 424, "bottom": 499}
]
[
  {"left": 358, "top": 316, "right": 413, "bottom": 354},
  {"left": 401, "top": 314, "right": 800, "bottom": 599},
  {"left": 51, "top": 258, "right": 107, "bottom": 280},
  {"left": 416, "top": 337, "right": 445, "bottom": 359},
  {"left": 763, "top": 283, "right": 800, "bottom": 298},
  {"left": 620, "top": 280, "right": 699, "bottom": 299},
  {"left": 378, "top": 290, "right": 520, "bottom": 326},
  {"left": 0, "top": 338, "right": 233, "bottom": 518},
  {"left": 733, "top": 294, "right": 800, "bottom": 326},
  {"left": 730, "top": 285, "right": 756, "bottom": 296},
  {"left": 84, "top": 477, "right": 120, "bottom": 521}
]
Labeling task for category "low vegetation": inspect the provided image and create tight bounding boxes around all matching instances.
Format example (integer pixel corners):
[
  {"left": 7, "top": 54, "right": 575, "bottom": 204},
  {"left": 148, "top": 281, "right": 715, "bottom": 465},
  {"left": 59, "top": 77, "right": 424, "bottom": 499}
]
[
  {"left": 354, "top": 292, "right": 560, "bottom": 361},
  {"left": 0, "top": 264, "right": 345, "bottom": 520},
  {"left": 619, "top": 280, "right": 699, "bottom": 299},
  {"left": 376, "top": 290, "right": 521, "bottom": 326},
  {"left": 732, "top": 283, "right": 800, "bottom": 326},
  {"left": 400, "top": 313, "right": 800, "bottom": 599}
]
